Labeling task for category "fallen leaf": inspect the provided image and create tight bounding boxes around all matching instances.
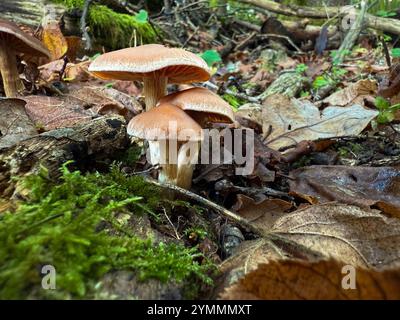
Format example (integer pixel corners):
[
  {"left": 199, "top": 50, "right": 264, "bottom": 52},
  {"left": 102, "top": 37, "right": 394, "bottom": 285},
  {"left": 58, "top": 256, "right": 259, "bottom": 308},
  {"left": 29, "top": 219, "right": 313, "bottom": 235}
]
[
  {"left": 23, "top": 95, "right": 94, "bottom": 130},
  {"left": 232, "top": 194, "right": 292, "bottom": 230},
  {"left": 271, "top": 203, "right": 400, "bottom": 269},
  {"left": 220, "top": 259, "right": 400, "bottom": 300},
  {"left": 289, "top": 166, "right": 400, "bottom": 217},
  {"left": 41, "top": 22, "right": 68, "bottom": 60},
  {"left": 322, "top": 79, "right": 377, "bottom": 107},
  {"left": 65, "top": 36, "right": 82, "bottom": 61},
  {"left": 0, "top": 99, "right": 38, "bottom": 149},
  {"left": 238, "top": 94, "right": 378, "bottom": 151}
]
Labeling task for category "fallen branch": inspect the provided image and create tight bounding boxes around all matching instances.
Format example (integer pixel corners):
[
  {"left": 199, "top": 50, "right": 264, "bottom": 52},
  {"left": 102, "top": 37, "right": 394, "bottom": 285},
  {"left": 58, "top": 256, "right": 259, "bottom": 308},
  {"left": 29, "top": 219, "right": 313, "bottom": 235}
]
[
  {"left": 334, "top": 0, "right": 368, "bottom": 64},
  {"left": 237, "top": 0, "right": 400, "bottom": 35}
]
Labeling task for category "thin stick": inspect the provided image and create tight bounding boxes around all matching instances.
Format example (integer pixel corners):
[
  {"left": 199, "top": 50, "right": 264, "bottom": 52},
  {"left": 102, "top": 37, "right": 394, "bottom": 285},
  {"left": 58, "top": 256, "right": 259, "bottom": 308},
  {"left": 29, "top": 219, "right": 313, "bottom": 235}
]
[{"left": 146, "top": 178, "right": 264, "bottom": 236}]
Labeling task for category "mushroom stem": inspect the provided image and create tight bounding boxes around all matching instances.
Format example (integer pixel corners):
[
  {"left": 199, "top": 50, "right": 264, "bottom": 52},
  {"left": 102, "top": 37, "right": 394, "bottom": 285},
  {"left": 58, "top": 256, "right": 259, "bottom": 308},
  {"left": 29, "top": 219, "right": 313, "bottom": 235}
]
[
  {"left": 143, "top": 76, "right": 167, "bottom": 111},
  {"left": 0, "top": 40, "right": 22, "bottom": 97},
  {"left": 148, "top": 140, "right": 200, "bottom": 189}
]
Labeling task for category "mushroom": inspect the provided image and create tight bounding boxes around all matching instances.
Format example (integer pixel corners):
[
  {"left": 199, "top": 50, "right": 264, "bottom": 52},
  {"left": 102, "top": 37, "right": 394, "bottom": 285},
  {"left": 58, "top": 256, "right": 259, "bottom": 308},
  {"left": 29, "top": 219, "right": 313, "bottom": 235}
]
[
  {"left": 127, "top": 103, "right": 203, "bottom": 189},
  {"left": 0, "top": 19, "right": 50, "bottom": 97},
  {"left": 158, "top": 87, "right": 235, "bottom": 127},
  {"left": 88, "top": 44, "right": 211, "bottom": 111}
]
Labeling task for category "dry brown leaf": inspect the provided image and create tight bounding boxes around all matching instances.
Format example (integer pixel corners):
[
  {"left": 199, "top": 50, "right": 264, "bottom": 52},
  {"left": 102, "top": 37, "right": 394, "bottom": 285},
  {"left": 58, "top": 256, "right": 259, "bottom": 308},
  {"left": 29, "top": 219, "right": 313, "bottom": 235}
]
[
  {"left": 65, "top": 36, "right": 82, "bottom": 62},
  {"left": 64, "top": 60, "right": 92, "bottom": 82},
  {"left": 322, "top": 79, "right": 377, "bottom": 107},
  {"left": 41, "top": 22, "right": 68, "bottom": 60},
  {"left": 220, "top": 259, "right": 400, "bottom": 300},
  {"left": 38, "top": 59, "right": 65, "bottom": 82},
  {"left": 0, "top": 98, "right": 38, "bottom": 149},
  {"left": 232, "top": 194, "right": 292, "bottom": 230},
  {"left": 23, "top": 95, "right": 94, "bottom": 130},
  {"left": 214, "top": 203, "right": 400, "bottom": 298},
  {"left": 289, "top": 165, "right": 400, "bottom": 217},
  {"left": 237, "top": 94, "right": 378, "bottom": 151},
  {"left": 271, "top": 203, "right": 400, "bottom": 269}
]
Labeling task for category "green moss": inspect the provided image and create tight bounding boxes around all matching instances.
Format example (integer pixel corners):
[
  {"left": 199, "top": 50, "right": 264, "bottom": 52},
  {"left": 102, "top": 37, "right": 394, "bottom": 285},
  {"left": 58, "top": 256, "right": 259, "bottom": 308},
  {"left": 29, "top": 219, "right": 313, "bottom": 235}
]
[
  {"left": 89, "top": 5, "right": 156, "bottom": 49},
  {"left": 0, "top": 163, "right": 213, "bottom": 299},
  {"left": 51, "top": 0, "right": 157, "bottom": 49}
]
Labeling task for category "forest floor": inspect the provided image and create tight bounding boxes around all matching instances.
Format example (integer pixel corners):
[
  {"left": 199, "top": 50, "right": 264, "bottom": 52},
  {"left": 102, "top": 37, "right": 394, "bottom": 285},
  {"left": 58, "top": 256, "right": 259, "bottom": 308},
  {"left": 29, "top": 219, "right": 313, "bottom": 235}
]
[{"left": 0, "top": 0, "right": 400, "bottom": 300}]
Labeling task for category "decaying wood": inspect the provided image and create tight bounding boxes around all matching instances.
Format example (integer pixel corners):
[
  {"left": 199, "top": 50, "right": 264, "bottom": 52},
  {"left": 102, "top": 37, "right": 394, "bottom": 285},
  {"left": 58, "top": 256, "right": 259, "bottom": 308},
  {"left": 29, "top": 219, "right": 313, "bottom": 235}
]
[
  {"left": 257, "top": 71, "right": 309, "bottom": 101},
  {"left": 0, "top": 115, "right": 128, "bottom": 198},
  {"left": 233, "top": 18, "right": 340, "bottom": 50},
  {"left": 0, "top": 0, "right": 65, "bottom": 28},
  {"left": 334, "top": 0, "right": 367, "bottom": 64},
  {"left": 238, "top": 0, "right": 400, "bottom": 36}
]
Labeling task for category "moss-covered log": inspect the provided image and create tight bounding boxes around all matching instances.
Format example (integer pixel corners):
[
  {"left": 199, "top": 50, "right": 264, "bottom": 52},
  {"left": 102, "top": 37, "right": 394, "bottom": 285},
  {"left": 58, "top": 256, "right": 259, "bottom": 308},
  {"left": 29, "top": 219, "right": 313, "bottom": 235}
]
[{"left": 0, "top": 115, "right": 128, "bottom": 198}]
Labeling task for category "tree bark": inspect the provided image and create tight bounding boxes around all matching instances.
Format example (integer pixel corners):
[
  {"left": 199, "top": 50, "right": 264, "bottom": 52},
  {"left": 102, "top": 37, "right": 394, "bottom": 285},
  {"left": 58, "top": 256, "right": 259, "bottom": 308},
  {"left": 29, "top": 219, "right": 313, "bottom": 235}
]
[
  {"left": 0, "top": 0, "right": 65, "bottom": 28},
  {"left": 0, "top": 115, "right": 128, "bottom": 198}
]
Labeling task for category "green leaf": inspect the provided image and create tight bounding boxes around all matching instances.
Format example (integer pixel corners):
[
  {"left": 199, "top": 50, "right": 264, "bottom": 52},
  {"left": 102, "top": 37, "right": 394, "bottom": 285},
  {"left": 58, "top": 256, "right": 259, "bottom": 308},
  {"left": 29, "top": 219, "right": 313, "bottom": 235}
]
[
  {"left": 313, "top": 76, "right": 330, "bottom": 89},
  {"left": 200, "top": 50, "right": 222, "bottom": 67},
  {"left": 295, "top": 63, "right": 308, "bottom": 74},
  {"left": 135, "top": 9, "right": 148, "bottom": 23},
  {"left": 376, "top": 10, "right": 396, "bottom": 17},
  {"left": 391, "top": 48, "right": 400, "bottom": 58},
  {"left": 375, "top": 96, "right": 390, "bottom": 111}
]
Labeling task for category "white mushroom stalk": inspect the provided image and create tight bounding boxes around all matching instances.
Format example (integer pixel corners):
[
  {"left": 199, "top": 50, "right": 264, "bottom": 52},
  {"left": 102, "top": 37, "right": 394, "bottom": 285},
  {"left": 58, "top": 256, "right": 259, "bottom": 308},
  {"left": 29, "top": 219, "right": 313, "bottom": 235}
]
[
  {"left": 0, "top": 19, "right": 50, "bottom": 97},
  {"left": 127, "top": 103, "right": 203, "bottom": 190},
  {"left": 0, "top": 42, "right": 21, "bottom": 97},
  {"left": 148, "top": 140, "right": 200, "bottom": 190}
]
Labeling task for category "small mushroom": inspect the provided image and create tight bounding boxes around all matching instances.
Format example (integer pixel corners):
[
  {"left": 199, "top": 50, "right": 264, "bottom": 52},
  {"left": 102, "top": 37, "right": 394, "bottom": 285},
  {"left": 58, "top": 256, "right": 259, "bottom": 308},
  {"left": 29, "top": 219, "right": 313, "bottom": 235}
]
[
  {"left": 158, "top": 87, "right": 235, "bottom": 127},
  {"left": 88, "top": 44, "right": 211, "bottom": 111},
  {"left": 0, "top": 19, "right": 50, "bottom": 97},
  {"left": 127, "top": 103, "right": 203, "bottom": 189}
]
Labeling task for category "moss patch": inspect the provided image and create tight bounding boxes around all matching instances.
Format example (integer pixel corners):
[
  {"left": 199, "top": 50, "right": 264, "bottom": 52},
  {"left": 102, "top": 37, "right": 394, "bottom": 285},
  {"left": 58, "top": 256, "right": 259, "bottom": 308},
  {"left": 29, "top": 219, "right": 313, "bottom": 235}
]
[
  {"left": 51, "top": 0, "right": 157, "bottom": 49},
  {"left": 0, "top": 163, "right": 213, "bottom": 299}
]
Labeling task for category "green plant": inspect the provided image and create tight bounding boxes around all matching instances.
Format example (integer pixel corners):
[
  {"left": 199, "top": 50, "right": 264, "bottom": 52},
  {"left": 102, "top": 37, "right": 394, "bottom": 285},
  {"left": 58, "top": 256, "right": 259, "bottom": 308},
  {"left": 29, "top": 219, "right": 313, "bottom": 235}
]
[
  {"left": 295, "top": 63, "right": 308, "bottom": 75},
  {"left": 373, "top": 96, "right": 400, "bottom": 126},
  {"left": 200, "top": 50, "right": 222, "bottom": 67},
  {"left": 391, "top": 48, "right": 400, "bottom": 58},
  {"left": 0, "top": 163, "right": 214, "bottom": 299},
  {"left": 184, "top": 227, "right": 208, "bottom": 241},
  {"left": 312, "top": 67, "right": 348, "bottom": 91},
  {"left": 376, "top": 10, "right": 397, "bottom": 17},
  {"left": 330, "top": 49, "right": 351, "bottom": 65}
]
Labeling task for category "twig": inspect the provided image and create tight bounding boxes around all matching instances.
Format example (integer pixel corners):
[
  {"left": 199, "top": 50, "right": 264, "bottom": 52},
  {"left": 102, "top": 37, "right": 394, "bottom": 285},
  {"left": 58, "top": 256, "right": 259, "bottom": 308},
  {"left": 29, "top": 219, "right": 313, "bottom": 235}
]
[
  {"left": 58, "top": 56, "right": 68, "bottom": 81},
  {"left": 203, "top": 82, "right": 260, "bottom": 103},
  {"left": 258, "top": 34, "right": 304, "bottom": 53},
  {"left": 81, "top": 0, "right": 92, "bottom": 51},
  {"left": 162, "top": 207, "right": 181, "bottom": 239},
  {"left": 145, "top": 178, "right": 264, "bottom": 236}
]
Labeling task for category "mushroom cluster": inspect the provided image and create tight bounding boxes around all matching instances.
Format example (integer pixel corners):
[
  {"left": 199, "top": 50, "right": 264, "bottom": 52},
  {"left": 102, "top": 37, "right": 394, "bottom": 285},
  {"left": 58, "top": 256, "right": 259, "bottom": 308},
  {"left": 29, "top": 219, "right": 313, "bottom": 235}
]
[
  {"left": 89, "top": 44, "right": 235, "bottom": 189},
  {"left": 0, "top": 19, "right": 50, "bottom": 97}
]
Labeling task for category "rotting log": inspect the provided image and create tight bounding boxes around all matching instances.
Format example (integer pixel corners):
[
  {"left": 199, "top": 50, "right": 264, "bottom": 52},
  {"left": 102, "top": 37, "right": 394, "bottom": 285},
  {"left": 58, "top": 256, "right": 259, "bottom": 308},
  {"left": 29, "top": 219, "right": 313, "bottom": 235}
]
[
  {"left": 237, "top": 0, "right": 400, "bottom": 36},
  {"left": 0, "top": 115, "right": 129, "bottom": 198},
  {"left": 257, "top": 71, "right": 309, "bottom": 101},
  {"left": 0, "top": 0, "right": 65, "bottom": 28}
]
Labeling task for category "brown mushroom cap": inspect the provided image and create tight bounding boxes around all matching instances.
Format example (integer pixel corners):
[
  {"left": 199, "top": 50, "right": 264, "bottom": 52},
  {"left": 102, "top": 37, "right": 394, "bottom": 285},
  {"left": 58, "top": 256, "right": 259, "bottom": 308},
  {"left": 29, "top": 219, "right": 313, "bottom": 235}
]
[
  {"left": 127, "top": 103, "right": 203, "bottom": 142},
  {"left": 0, "top": 19, "right": 50, "bottom": 58},
  {"left": 159, "top": 87, "right": 235, "bottom": 124},
  {"left": 88, "top": 44, "right": 210, "bottom": 83}
]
